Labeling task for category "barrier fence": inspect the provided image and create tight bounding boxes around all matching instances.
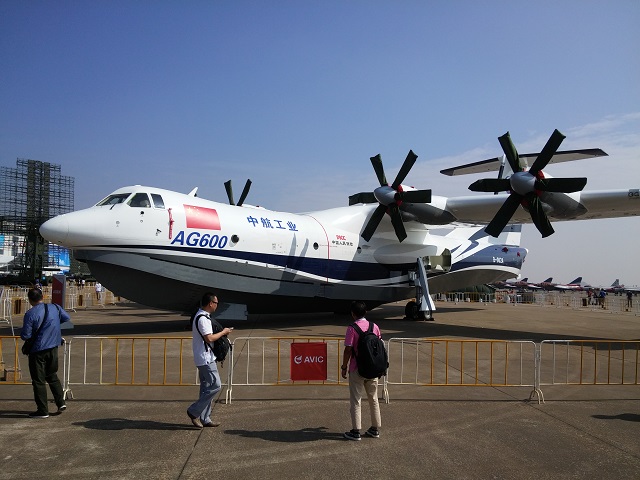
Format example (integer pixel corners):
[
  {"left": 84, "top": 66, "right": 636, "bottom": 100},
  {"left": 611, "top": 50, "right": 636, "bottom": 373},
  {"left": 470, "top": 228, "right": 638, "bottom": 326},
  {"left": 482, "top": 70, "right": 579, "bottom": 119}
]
[
  {"left": 384, "top": 338, "right": 540, "bottom": 402},
  {"left": 2, "top": 335, "right": 638, "bottom": 404},
  {"left": 539, "top": 340, "right": 640, "bottom": 387},
  {"left": 438, "top": 291, "right": 639, "bottom": 314},
  {"left": 62, "top": 336, "right": 210, "bottom": 399},
  {"left": 0, "top": 284, "right": 126, "bottom": 321},
  {"left": 226, "top": 336, "right": 347, "bottom": 404}
]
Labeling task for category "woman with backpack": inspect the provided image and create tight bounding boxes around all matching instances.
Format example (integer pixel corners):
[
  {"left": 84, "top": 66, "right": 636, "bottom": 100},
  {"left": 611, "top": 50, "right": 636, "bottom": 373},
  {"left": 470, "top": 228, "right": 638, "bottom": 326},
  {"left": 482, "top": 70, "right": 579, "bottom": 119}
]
[{"left": 340, "top": 301, "right": 385, "bottom": 441}]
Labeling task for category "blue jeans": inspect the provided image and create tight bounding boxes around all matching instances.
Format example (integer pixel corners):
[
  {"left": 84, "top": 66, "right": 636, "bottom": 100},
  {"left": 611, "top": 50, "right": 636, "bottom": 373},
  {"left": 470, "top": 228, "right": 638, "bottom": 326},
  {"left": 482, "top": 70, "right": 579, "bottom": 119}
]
[{"left": 188, "top": 362, "right": 221, "bottom": 423}]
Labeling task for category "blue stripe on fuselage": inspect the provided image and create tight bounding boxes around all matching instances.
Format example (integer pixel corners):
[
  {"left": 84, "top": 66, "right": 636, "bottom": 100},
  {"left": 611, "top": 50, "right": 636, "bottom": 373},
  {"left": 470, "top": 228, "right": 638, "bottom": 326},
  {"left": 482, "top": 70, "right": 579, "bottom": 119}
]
[{"left": 81, "top": 243, "right": 524, "bottom": 281}]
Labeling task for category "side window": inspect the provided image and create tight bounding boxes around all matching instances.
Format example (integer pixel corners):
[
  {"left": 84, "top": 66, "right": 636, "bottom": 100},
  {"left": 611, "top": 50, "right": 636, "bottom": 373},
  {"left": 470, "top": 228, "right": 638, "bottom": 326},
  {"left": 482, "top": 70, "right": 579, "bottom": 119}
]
[
  {"left": 151, "top": 194, "right": 165, "bottom": 209},
  {"left": 128, "top": 193, "right": 151, "bottom": 208},
  {"left": 96, "top": 193, "right": 131, "bottom": 206}
]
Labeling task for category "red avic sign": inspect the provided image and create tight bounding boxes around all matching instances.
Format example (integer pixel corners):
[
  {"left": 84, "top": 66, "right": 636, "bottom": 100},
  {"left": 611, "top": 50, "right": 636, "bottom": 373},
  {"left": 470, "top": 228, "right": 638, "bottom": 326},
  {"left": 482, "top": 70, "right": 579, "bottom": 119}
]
[{"left": 290, "top": 342, "right": 328, "bottom": 381}]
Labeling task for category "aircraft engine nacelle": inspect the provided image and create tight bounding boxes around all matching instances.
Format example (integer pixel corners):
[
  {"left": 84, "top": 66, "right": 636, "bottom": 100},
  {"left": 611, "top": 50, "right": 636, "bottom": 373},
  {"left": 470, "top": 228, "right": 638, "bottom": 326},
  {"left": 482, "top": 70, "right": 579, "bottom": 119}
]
[
  {"left": 401, "top": 197, "right": 457, "bottom": 225},
  {"left": 538, "top": 191, "right": 588, "bottom": 219}
]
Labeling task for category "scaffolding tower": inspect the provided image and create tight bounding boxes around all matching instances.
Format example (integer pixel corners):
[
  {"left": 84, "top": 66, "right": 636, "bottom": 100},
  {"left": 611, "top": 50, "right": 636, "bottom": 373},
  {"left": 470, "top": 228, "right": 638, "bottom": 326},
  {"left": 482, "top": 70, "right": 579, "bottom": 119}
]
[{"left": 0, "top": 158, "right": 75, "bottom": 281}]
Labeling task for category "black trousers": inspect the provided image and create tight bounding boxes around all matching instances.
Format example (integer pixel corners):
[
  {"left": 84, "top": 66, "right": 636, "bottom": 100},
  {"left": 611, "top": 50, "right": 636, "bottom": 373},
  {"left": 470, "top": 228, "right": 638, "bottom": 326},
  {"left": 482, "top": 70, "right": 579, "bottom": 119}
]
[{"left": 28, "top": 347, "right": 65, "bottom": 414}]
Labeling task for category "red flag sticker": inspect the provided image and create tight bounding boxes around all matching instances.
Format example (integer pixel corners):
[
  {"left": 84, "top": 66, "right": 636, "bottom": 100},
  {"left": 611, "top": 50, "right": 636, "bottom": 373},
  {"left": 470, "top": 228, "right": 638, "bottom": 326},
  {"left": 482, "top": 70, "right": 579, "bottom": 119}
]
[{"left": 184, "top": 205, "right": 221, "bottom": 230}]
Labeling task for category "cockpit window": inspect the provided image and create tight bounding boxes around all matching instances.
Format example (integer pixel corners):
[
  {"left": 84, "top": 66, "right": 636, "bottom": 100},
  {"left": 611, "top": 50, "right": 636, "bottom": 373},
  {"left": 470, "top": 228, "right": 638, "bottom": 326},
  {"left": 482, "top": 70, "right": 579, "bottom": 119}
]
[
  {"left": 96, "top": 193, "right": 131, "bottom": 206},
  {"left": 128, "top": 193, "right": 151, "bottom": 208},
  {"left": 151, "top": 194, "right": 165, "bottom": 209}
]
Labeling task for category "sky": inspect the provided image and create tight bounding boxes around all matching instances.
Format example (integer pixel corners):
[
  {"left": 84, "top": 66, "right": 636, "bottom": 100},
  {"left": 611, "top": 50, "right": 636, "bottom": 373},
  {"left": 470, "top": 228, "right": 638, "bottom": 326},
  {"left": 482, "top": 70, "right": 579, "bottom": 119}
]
[{"left": 1, "top": 1, "right": 639, "bottom": 287}]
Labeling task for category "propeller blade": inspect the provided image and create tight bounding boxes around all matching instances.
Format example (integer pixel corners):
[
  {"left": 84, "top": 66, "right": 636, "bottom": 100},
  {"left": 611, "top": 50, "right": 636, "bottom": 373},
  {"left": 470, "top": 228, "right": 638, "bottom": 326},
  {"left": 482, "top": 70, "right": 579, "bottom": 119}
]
[
  {"left": 361, "top": 204, "right": 387, "bottom": 242},
  {"left": 349, "top": 192, "right": 377, "bottom": 205},
  {"left": 534, "top": 177, "right": 587, "bottom": 193},
  {"left": 529, "top": 129, "right": 566, "bottom": 174},
  {"left": 397, "top": 189, "right": 432, "bottom": 203},
  {"left": 527, "top": 194, "right": 555, "bottom": 237},
  {"left": 468, "top": 178, "right": 512, "bottom": 193},
  {"left": 370, "top": 155, "right": 387, "bottom": 186},
  {"left": 237, "top": 179, "right": 252, "bottom": 206},
  {"left": 391, "top": 150, "right": 418, "bottom": 189},
  {"left": 498, "top": 132, "right": 522, "bottom": 173},
  {"left": 389, "top": 204, "right": 407, "bottom": 242},
  {"left": 224, "top": 180, "right": 235, "bottom": 205},
  {"left": 485, "top": 193, "right": 522, "bottom": 237}
]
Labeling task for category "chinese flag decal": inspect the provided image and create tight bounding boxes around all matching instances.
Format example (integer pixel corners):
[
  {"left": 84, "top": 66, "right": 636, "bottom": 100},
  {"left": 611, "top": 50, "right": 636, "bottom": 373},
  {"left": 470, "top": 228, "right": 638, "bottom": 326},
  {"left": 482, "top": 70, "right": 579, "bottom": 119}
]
[{"left": 184, "top": 205, "right": 221, "bottom": 230}]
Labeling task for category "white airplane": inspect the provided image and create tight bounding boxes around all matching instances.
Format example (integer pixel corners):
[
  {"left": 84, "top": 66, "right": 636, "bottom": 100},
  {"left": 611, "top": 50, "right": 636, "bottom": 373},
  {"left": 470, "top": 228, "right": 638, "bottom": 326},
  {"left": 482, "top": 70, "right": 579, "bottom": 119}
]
[{"left": 39, "top": 130, "right": 640, "bottom": 319}]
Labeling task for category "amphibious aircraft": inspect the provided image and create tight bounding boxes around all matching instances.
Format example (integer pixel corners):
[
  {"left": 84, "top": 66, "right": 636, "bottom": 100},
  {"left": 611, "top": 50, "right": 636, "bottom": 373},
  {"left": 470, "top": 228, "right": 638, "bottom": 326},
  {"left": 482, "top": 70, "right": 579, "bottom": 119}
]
[{"left": 39, "top": 130, "right": 640, "bottom": 319}]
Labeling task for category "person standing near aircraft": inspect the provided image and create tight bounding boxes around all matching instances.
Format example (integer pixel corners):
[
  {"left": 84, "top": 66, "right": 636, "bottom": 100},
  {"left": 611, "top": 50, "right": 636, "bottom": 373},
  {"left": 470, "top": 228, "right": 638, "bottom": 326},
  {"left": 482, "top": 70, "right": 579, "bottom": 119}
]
[
  {"left": 341, "top": 301, "right": 382, "bottom": 441},
  {"left": 187, "top": 292, "right": 232, "bottom": 428},
  {"left": 21, "top": 288, "right": 70, "bottom": 418}
]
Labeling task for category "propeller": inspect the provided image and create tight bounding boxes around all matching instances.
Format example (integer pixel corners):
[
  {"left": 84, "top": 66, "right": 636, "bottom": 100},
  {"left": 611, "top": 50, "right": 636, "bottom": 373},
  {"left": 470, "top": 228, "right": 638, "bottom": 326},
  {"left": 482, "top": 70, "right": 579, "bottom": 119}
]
[
  {"left": 350, "top": 150, "right": 432, "bottom": 242},
  {"left": 468, "top": 130, "right": 587, "bottom": 238},
  {"left": 224, "top": 179, "right": 252, "bottom": 206}
]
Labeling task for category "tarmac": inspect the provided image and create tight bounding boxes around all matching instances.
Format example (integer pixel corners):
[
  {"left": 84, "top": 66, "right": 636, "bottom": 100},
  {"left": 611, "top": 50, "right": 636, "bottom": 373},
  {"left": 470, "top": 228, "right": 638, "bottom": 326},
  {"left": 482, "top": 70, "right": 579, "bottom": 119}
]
[{"left": 1, "top": 299, "right": 639, "bottom": 479}]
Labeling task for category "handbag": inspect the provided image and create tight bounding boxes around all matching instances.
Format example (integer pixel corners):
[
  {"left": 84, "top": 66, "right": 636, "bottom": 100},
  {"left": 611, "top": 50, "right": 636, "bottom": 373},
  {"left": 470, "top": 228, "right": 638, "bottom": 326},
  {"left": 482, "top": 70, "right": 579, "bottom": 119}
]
[{"left": 21, "top": 304, "right": 49, "bottom": 355}]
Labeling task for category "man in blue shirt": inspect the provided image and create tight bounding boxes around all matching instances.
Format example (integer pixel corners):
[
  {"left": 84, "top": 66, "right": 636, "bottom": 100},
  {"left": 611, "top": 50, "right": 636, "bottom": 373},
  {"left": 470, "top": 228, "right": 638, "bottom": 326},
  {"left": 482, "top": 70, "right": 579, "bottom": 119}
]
[{"left": 21, "top": 288, "right": 71, "bottom": 418}]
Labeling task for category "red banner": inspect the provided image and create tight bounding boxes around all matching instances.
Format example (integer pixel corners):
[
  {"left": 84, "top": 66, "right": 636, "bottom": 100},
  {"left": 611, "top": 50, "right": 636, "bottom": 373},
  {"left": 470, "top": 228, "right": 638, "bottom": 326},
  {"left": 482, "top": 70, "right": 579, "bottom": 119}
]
[
  {"left": 51, "top": 274, "right": 66, "bottom": 308},
  {"left": 290, "top": 342, "right": 328, "bottom": 381},
  {"left": 184, "top": 205, "right": 221, "bottom": 230}
]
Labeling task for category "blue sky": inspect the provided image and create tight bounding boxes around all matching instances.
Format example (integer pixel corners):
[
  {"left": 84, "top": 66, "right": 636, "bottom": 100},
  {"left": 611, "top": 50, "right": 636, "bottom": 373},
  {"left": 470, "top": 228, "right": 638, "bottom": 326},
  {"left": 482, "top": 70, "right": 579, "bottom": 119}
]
[{"left": 1, "top": 2, "right": 639, "bottom": 287}]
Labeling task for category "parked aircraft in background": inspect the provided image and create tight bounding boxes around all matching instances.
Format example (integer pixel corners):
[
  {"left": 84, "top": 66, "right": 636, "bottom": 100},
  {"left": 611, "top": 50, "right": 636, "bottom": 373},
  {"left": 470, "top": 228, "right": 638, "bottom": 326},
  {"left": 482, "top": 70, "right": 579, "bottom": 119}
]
[
  {"left": 603, "top": 279, "right": 625, "bottom": 294},
  {"left": 532, "top": 277, "right": 554, "bottom": 290},
  {"left": 552, "top": 277, "right": 591, "bottom": 291},
  {"left": 490, "top": 277, "right": 531, "bottom": 290},
  {"left": 39, "top": 130, "right": 640, "bottom": 318}
]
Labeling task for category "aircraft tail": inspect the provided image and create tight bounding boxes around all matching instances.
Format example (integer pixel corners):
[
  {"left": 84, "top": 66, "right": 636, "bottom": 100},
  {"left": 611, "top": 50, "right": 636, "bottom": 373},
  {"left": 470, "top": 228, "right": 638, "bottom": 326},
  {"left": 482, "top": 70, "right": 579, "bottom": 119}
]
[
  {"left": 568, "top": 277, "right": 582, "bottom": 285},
  {"left": 543, "top": 277, "right": 553, "bottom": 283},
  {"left": 611, "top": 279, "right": 620, "bottom": 287}
]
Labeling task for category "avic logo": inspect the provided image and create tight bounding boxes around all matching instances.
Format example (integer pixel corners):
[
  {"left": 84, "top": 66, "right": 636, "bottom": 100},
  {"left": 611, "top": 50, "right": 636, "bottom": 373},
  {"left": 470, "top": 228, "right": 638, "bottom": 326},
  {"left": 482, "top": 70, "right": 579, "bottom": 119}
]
[{"left": 293, "top": 355, "right": 325, "bottom": 365}]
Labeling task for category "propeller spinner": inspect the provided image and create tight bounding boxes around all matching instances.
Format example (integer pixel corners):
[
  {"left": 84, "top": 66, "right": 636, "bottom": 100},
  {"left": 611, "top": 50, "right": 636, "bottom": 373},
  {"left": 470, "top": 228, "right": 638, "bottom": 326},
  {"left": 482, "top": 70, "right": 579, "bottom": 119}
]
[
  {"left": 224, "top": 179, "right": 252, "bottom": 206},
  {"left": 349, "top": 150, "right": 431, "bottom": 242},
  {"left": 468, "top": 130, "right": 587, "bottom": 238}
]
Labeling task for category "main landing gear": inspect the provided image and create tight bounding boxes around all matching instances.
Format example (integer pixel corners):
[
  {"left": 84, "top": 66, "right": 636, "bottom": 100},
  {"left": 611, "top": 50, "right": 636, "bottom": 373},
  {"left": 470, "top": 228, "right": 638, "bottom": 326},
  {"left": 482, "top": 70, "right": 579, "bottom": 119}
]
[{"left": 406, "top": 257, "right": 435, "bottom": 321}]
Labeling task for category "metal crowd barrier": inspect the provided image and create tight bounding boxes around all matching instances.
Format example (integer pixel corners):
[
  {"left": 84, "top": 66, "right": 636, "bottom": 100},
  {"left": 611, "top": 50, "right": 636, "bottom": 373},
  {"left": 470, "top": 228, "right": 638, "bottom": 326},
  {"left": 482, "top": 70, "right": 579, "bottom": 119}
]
[
  {"left": 384, "top": 338, "right": 540, "bottom": 402},
  {"left": 0, "top": 336, "right": 68, "bottom": 387},
  {"left": 0, "top": 336, "right": 26, "bottom": 384},
  {"left": 3, "top": 334, "right": 639, "bottom": 405},
  {"left": 539, "top": 340, "right": 640, "bottom": 389},
  {"left": 62, "top": 336, "right": 205, "bottom": 399},
  {"left": 226, "top": 336, "right": 347, "bottom": 404}
]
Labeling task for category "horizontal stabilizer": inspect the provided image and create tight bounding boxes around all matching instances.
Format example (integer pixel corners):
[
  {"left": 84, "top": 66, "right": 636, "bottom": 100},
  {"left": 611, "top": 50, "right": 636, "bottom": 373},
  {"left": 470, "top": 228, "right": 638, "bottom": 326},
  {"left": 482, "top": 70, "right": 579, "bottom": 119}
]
[{"left": 440, "top": 149, "right": 607, "bottom": 176}]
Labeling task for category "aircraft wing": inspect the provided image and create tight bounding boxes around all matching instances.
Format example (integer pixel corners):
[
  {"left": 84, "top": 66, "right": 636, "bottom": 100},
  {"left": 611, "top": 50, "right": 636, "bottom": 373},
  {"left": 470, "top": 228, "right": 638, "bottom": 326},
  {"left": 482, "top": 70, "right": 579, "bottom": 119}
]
[
  {"left": 440, "top": 149, "right": 607, "bottom": 176},
  {"left": 442, "top": 188, "right": 640, "bottom": 225}
]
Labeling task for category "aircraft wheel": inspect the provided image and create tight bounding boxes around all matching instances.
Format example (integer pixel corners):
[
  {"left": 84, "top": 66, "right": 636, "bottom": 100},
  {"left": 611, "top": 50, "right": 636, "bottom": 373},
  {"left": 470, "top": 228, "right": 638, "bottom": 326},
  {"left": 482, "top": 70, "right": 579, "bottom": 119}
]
[{"left": 405, "top": 301, "right": 425, "bottom": 321}]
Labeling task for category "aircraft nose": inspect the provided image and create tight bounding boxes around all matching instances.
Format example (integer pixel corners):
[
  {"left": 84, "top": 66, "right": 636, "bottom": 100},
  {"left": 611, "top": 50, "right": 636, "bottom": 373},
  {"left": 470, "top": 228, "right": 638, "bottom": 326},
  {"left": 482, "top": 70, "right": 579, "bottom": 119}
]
[{"left": 40, "top": 215, "right": 69, "bottom": 245}]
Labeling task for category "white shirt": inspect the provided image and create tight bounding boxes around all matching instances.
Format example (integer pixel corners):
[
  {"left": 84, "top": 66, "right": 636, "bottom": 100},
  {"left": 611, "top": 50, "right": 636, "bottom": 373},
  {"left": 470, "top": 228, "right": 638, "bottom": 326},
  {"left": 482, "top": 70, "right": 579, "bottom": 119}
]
[{"left": 191, "top": 308, "right": 215, "bottom": 366}]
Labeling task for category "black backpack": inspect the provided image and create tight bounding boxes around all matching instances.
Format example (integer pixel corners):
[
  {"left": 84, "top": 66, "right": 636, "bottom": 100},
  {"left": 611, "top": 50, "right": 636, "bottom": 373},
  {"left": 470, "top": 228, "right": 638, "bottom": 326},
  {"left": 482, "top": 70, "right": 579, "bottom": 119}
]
[
  {"left": 194, "top": 314, "right": 231, "bottom": 365},
  {"left": 351, "top": 321, "right": 388, "bottom": 379}
]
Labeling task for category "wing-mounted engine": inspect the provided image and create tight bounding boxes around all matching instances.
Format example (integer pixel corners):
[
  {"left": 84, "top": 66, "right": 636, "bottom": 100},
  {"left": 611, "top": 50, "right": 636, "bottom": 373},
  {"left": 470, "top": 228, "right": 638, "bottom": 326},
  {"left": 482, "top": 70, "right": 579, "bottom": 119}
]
[
  {"left": 468, "top": 130, "right": 589, "bottom": 237},
  {"left": 348, "top": 151, "right": 434, "bottom": 242}
]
